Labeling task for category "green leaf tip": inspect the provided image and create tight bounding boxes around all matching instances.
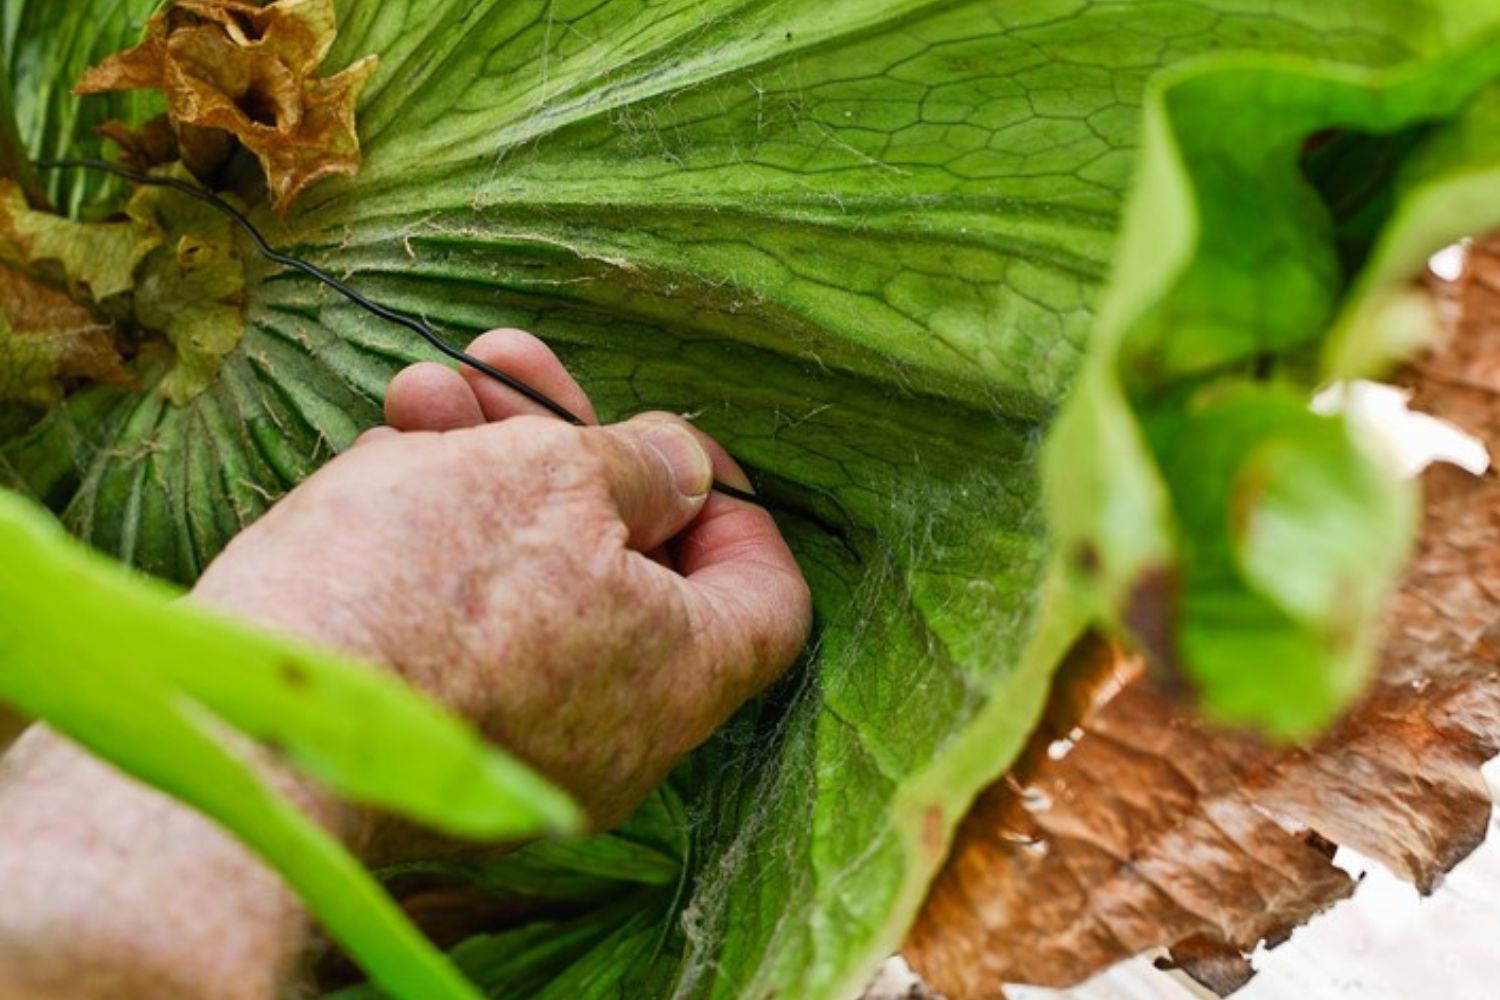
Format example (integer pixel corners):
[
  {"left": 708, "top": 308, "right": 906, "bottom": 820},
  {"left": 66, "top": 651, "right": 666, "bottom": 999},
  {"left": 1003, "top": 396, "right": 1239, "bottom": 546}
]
[{"left": 1050, "top": 22, "right": 1500, "bottom": 738}]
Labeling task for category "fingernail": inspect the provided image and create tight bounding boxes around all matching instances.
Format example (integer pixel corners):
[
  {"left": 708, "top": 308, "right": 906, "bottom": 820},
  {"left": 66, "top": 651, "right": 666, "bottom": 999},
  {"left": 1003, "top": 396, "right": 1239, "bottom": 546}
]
[
  {"left": 644, "top": 423, "right": 714, "bottom": 498},
  {"left": 717, "top": 461, "right": 754, "bottom": 494}
]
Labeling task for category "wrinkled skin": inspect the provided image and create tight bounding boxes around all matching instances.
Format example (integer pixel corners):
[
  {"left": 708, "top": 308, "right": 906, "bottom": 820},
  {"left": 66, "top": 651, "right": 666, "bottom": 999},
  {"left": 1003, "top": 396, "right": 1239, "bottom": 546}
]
[{"left": 0, "top": 329, "right": 812, "bottom": 999}]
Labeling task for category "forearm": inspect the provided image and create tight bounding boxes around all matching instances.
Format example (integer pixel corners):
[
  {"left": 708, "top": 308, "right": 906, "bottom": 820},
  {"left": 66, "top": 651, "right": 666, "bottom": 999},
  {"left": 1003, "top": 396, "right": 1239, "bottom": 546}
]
[
  {"left": 0, "top": 576, "right": 456, "bottom": 999},
  {"left": 0, "top": 724, "right": 349, "bottom": 999}
]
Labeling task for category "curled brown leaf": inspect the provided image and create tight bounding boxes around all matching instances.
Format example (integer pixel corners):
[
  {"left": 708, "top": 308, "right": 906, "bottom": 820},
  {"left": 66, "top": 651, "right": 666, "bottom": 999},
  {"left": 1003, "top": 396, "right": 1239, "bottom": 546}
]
[
  {"left": 0, "top": 267, "right": 132, "bottom": 407},
  {"left": 906, "top": 242, "right": 1500, "bottom": 998},
  {"left": 77, "top": 0, "right": 376, "bottom": 213}
]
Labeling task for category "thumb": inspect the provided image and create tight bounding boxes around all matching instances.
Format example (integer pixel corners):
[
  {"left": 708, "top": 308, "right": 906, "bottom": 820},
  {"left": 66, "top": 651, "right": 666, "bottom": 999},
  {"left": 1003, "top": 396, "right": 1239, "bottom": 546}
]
[{"left": 586, "top": 414, "right": 714, "bottom": 551}]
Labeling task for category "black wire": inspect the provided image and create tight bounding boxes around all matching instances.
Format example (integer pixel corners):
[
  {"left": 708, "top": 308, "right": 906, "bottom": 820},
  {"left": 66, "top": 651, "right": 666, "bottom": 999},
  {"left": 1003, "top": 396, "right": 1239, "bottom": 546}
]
[{"left": 37, "top": 158, "right": 759, "bottom": 505}]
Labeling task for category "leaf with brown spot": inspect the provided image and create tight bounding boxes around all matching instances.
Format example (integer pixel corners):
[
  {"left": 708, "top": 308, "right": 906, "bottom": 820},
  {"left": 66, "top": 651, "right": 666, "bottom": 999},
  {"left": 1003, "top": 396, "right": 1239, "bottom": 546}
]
[
  {"left": 76, "top": 0, "right": 377, "bottom": 213},
  {"left": 0, "top": 267, "right": 132, "bottom": 407},
  {"left": 906, "top": 243, "right": 1500, "bottom": 999}
]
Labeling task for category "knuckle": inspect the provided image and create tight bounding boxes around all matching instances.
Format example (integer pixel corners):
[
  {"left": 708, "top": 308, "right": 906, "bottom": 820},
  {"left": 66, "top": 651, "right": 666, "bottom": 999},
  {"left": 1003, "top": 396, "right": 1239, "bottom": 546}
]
[
  {"left": 458, "top": 416, "right": 582, "bottom": 474},
  {"left": 501, "top": 414, "right": 578, "bottom": 452}
]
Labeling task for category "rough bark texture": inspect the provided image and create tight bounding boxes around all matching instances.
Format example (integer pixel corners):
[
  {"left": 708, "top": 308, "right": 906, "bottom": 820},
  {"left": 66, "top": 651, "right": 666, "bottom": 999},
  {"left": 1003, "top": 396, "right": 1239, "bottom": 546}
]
[{"left": 906, "top": 245, "right": 1500, "bottom": 999}]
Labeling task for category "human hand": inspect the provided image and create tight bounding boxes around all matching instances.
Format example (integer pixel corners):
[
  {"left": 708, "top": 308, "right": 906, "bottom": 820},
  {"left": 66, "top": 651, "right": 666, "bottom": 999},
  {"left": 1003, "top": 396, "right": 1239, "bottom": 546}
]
[
  {"left": 0, "top": 332, "right": 810, "bottom": 995},
  {"left": 193, "top": 328, "right": 812, "bottom": 829},
  {"left": 0, "top": 329, "right": 810, "bottom": 1000}
]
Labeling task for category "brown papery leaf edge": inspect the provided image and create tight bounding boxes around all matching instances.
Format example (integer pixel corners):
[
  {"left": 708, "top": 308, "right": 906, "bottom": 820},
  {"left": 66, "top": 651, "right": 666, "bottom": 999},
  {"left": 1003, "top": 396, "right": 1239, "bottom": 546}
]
[{"left": 905, "top": 241, "right": 1500, "bottom": 999}]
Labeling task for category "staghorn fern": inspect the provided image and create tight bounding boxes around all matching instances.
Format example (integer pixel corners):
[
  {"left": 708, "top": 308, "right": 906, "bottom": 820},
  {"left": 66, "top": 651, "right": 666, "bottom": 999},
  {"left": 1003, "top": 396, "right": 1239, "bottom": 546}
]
[{"left": 5, "top": 1, "right": 1500, "bottom": 997}]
